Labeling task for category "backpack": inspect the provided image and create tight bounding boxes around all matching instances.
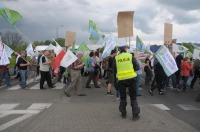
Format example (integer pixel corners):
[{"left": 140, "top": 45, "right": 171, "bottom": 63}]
[{"left": 102, "top": 57, "right": 109, "bottom": 70}]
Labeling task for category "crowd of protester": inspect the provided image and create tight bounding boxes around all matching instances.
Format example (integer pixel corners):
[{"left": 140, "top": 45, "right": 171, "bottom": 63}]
[{"left": 0, "top": 48, "right": 200, "bottom": 101}]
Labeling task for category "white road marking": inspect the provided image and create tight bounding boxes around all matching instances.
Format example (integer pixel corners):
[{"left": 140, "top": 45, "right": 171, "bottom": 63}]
[
  {"left": 27, "top": 103, "right": 51, "bottom": 110},
  {"left": 151, "top": 104, "right": 170, "bottom": 110},
  {"left": 177, "top": 104, "right": 200, "bottom": 110},
  {"left": 53, "top": 83, "right": 64, "bottom": 89},
  {"left": 30, "top": 83, "right": 40, "bottom": 89},
  {"left": 6, "top": 85, "right": 21, "bottom": 90},
  {"left": 0, "top": 104, "right": 20, "bottom": 119},
  {"left": 0, "top": 103, "right": 52, "bottom": 131},
  {"left": 0, "top": 110, "right": 40, "bottom": 114},
  {"left": 0, "top": 104, "right": 20, "bottom": 110},
  {"left": 0, "top": 114, "right": 34, "bottom": 131}
]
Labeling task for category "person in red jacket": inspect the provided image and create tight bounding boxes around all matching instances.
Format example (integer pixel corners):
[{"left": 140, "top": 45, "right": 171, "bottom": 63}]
[{"left": 180, "top": 57, "right": 193, "bottom": 92}]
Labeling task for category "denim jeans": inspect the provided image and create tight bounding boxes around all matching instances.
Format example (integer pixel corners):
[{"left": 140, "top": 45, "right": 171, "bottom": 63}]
[
  {"left": 170, "top": 73, "right": 177, "bottom": 88},
  {"left": 136, "top": 74, "right": 142, "bottom": 95},
  {"left": 0, "top": 71, "right": 10, "bottom": 86},
  {"left": 182, "top": 76, "right": 188, "bottom": 91},
  {"left": 19, "top": 70, "right": 28, "bottom": 89}
]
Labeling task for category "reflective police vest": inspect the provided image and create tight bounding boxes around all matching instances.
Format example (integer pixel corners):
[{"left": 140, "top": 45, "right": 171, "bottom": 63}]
[{"left": 115, "top": 53, "right": 137, "bottom": 80}]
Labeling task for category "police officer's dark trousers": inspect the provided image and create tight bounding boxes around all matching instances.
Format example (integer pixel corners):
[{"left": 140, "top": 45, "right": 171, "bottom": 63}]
[{"left": 118, "top": 78, "right": 140, "bottom": 117}]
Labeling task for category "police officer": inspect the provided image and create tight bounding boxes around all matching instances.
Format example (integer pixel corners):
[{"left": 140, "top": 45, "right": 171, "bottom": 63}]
[{"left": 113, "top": 45, "right": 140, "bottom": 120}]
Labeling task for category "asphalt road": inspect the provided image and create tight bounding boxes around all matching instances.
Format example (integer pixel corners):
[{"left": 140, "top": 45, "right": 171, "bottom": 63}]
[{"left": 0, "top": 71, "right": 199, "bottom": 132}]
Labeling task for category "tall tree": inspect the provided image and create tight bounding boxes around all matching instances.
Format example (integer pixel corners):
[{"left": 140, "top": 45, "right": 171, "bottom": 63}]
[{"left": 2, "top": 31, "right": 23, "bottom": 48}]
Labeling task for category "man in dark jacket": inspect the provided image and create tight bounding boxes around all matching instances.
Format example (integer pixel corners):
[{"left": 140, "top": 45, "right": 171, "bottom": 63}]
[
  {"left": 149, "top": 58, "right": 165, "bottom": 95},
  {"left": 175, "top": 53, "right": 183, "bottom": 86}
]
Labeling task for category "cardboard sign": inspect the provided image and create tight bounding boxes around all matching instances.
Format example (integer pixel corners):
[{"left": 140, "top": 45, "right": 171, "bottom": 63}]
[
  {"left": 117, "top": 11, "right": 134, "bottom": 38},
  {"left": 164, "top": 23, "right": 173, "bottom": 45},
  {"left": 65, "top": 31, "right": 76, "bottom": 47}
]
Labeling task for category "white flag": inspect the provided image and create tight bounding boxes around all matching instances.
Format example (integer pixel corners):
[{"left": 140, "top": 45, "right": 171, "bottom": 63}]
[
  {"left": 3, "top": 44, "right": 14, "bottom": 58},
  {"left": 172, "top": 44, "right": 188, "bottom": 53},
  {"left": 193, "top": 49, "right": 200, "bottom": 60},
  {"left": 102, "top": 38, "right": 117, "bottom": 58},
  {"left": 26, "top": 43, "right": 34, "bottom": 57},
  {"left": 0, "top": 36, "right": 3, "bottom": 57},
  {"left": 0, "top": 50, "right": 10, "bottom": 65},
  {"left": 60, "top": 50, "right": 78, "bottom": 68},
  {"left": 54, "top": 42, "right": 63, "bottom": 55},
  {"left": 46, "top": 43, "right": 55, "bottom": 50}
]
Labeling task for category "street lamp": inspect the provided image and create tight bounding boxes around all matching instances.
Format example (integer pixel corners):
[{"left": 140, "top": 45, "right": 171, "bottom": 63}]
[{"left": 56, "top": 25, "right": 64, "bottom": 38}]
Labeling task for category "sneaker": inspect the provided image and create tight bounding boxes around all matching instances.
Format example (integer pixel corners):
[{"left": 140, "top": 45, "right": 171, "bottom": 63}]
[
  {"left": 121, "top": 112, "right": 127, "bottom": 119},
  {"left": 116, "top": 97, "right": 120, "bottom": 102},
  {"left": 159, "top": 92, "right": 164, "bottom": 95},
  {"left": 132, "top": 115, "right": 140, "bottom": 121},
  {"left": 78, "top": 94, "right": 86, "bottom": 96},
  {"left": 24, "top": 87, "right": 30, "bottom": 90},
  {"left": 105, "top": 82, "right": 108, "bottom": 86},
  {"left": 107, "top": 92, "right": 114, "bottom": 96},
  {"left": 49, "top": 86, "right": 56, "bottom": 88},
  {"left": 149, "top": 90, "right": 153, "bottom": 96},
  {"left": 64, "top": 92, "right": 70, "bottom": 97},
  {"left": 176, "top": 88, "right": 181, "bottom": 93}
]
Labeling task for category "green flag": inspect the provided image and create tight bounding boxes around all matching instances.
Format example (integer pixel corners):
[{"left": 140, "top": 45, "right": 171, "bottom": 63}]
[
  {"left": 88, "top": 20, "right": 105, "bottom": 44},
  {"left": 0, "top": 7, "right": 22, "bottom": 27},
  {"left": 77, "top": 41, "right": 90, "bottom": 52},
  {"left": 189, "top": 42, "right": 200, "bottom": 50},
  {"left": 136, "top": 36, "right": 152, "bottom": 54}
]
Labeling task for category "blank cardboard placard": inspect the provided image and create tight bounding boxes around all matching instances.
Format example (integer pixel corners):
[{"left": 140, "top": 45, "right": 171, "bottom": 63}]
[
  {"left": 65, "top": 31, "right": 76, "bottom": 46},
  {"left": 117, "top": 11, "right": 134, "bottom": 38},
  {"left": 164, "top": 23, "right": 173, "bottom": 45}
]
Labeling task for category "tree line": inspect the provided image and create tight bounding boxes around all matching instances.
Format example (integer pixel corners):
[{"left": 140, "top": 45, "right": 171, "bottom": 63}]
[{"left": 0, "top": 31, "right": 65, "bottom": 52}]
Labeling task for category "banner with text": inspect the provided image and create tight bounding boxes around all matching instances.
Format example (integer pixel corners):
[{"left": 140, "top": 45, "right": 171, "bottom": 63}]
[{"left": 155, "top": 45, "right": 178, "bottom": 76}]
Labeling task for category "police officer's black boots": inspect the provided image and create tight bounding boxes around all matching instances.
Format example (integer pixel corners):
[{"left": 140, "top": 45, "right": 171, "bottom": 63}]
[
  {"left": 131, "top": 100, "right": 140, "bottom": 121},
  {"left": 119, "top": 100, "right": 127, "bottom": 119}
]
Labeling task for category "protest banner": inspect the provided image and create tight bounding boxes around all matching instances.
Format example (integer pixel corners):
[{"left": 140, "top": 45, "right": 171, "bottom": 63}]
[
  {"left": 117, "top": 11, "right": 134, "bottom": 38},
  {"left": 155, "top": 45, "right": 178, "bottom": 76}
]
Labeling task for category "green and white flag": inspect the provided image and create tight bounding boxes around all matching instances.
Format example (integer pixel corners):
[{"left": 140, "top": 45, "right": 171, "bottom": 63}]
[
  {"left": 172, "top": 44, "right": 188, "bottom": 52},
  {"left": 155, "top": 45, "right": 178, "bottom": 77}
]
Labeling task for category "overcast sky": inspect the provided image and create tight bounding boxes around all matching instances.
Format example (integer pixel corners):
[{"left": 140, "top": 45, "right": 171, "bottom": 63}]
[{"left": 0, "top": 0, "right": 200, "bottom": 45}]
